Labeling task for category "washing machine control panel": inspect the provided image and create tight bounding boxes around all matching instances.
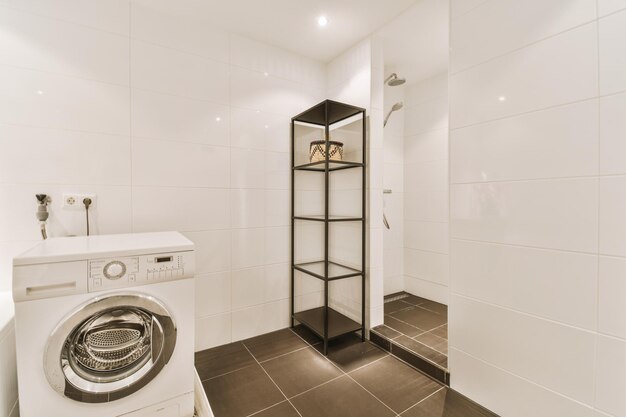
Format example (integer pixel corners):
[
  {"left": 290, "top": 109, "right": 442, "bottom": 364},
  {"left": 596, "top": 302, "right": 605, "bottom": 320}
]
[{"left": 88, "top": 251, "right": 194, "bottom": 292}]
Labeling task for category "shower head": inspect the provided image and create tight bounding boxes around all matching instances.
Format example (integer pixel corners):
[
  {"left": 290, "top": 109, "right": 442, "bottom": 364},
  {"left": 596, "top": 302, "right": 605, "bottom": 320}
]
[
  {"left": 383, "top": 102, "right": 404, "bottom": 127},
  {"left": 384, "top": 73, "right": 406, "bottom": 86}
]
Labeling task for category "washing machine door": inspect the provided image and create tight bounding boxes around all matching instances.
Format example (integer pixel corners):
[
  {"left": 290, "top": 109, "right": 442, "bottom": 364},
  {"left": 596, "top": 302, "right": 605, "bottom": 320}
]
[{"left": 43, "top": 293, "right": 176, "bottom": 403}]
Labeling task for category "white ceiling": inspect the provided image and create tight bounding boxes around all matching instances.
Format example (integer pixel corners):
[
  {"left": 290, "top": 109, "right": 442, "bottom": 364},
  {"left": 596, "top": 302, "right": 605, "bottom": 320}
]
[
  {"left": 143, "top": 0, "right": 419, "bottom": 62},
  {"left": 377, "top": 0, "right": 449, "bottom": 83}
]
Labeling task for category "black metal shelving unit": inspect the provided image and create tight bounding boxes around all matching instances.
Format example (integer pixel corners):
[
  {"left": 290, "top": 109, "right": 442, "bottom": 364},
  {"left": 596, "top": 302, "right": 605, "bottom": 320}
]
[{"left": 290, "top": 99, "right": 366, "bottom": 355}]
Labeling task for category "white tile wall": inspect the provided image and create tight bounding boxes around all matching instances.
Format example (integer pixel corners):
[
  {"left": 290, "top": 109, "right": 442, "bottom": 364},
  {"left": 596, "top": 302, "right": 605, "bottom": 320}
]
[
  {"left": 0, "top": 1, "right": 325, "bottom": 355},
  {"left": 402, "top": 74, "right": 449, "bottom": 304},
  {"left": 450, "top": 2, "right": 626, "bottom": 415}
]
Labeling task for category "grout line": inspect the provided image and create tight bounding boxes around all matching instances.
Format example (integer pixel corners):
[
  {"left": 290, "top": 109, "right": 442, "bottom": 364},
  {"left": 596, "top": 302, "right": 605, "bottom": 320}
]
[
  {"left": 450, "top": 19, "right": 598, "bottom": 77},
  {"left": 450, "top": 237, "right": 601, "bottom": 257},
  {"left": 289, "top": 328, "right": 402, "bottom": 416},
  {"left": 241, "top": 344, "right": 304, "bottom": 417},
  {"left": 397, "top": 386, "right": 445, "bottom": 416},
  {"left": 256, "top": 344, "right": 314, "bottom": 364},
  {"left": 286, "top": 374, "right": 345, "bottom": 401},
  {"left": 199, "top": 362, "right": 257, "bottom": 383},
  {"left": 593, "top": 3, "right": 601, "bottom": 408}
]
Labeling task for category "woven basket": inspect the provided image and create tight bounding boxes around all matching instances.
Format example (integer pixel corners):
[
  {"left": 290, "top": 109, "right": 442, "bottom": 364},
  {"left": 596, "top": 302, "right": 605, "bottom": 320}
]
[{"left": 309, "top": 140, "right": 344, "bottom": 162}]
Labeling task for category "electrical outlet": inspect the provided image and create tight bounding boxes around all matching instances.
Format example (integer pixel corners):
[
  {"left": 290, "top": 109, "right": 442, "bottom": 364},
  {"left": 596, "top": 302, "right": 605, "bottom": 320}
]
[{"left": 63, "top": 193, "right": 96, "bottom": 208}]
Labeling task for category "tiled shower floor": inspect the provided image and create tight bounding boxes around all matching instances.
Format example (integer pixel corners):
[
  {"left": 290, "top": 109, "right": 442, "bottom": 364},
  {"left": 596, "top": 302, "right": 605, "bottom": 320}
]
[
  {"left": 371, "top": 292, "right": 448, "bottom": 382},
  {"left": 195, "top": 325, "right": 496, "bottom": 417}
]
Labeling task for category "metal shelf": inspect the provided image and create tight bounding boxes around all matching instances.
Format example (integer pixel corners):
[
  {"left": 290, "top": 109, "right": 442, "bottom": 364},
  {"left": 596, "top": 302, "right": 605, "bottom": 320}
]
[
  {"left": 290, "top": 99, "right": 366, "bottom": 355},
  {"left": 293, "top": 260, "right": 362, "bottom": 281},
  {"left": 293, "top": 160, "right": 364, "bottom": 172},
  {"left": 293, "top": 307, "right": 362, "bottom": 341},
  {"left": 294, "top": 215, "right": 363, "bottom": 223}
]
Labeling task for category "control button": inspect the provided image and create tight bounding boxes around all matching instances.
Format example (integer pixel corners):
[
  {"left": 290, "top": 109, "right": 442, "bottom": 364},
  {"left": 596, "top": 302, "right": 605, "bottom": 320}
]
[
  {"left": 93, "top": 278, "right": 102, "bottom": 287},
  {"left": 129, "top": 274, "right": 136, "bottom": 283},
  {"left": 103, "top": 261, "right": 126, "bottom": 280}
]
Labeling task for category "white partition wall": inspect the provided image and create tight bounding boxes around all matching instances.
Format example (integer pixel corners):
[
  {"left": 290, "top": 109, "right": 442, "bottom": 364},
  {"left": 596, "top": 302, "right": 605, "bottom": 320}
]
[{"left": 449, "top": 1, "right": 626, "bottom": 416}]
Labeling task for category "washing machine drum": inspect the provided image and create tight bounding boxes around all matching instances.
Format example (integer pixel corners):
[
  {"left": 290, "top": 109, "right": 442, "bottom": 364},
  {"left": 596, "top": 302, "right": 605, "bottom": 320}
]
[{"left": 44, "top": 293, "right": 176, "bottom": 403}]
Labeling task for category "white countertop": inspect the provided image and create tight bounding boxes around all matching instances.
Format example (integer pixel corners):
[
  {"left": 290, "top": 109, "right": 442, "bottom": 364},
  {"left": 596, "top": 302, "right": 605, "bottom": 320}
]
[
  {"left": 13, "top": 232, "right": 194, "bottom": 266},
  {"left": 0, "top": 291, "right": 14, "bottom": 341}
]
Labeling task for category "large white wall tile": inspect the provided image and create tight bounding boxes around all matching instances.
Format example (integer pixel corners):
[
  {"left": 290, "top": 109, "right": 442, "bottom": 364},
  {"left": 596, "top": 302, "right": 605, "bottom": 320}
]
[
  {"left": 599, "top": 10, "right": 626, "bottom": 95},
  {"left": 598, "top": 256, "right": 626, "bottom": 339},
  {"left": 598, "top": 0, "right": 626, "bottom": 16},
  {"left": 451, "top": 240, "right": 598, "bottom": 329},
  {"left": 451, "top": 178, "right": 598, "bottom": 252},
  {"left": 405, "top": 128, "right": 448, "bottom": 164},
  {"left": 231, "top": 189, "right": 265, "bottom": 229},
  {"left": 404, "top": 98, "right": 448, "bottom": 136},
  {"left": 451, "top": 99, "right": 599, "bottom": 183},
  {"left": 404, "top": 248, "right": 449, "bottom": 285},
  {"left": 132, "top": 138, "right": 229, "bottom": 188},
  {"left": 232, "top": 264, "right": 289, "bottom": 310},
  {"left": 451, "top": 295, "right": 596, "bottom": 404},
  {"left": 405, "top": 221, "right": 449, "bottom": 254},
  {"left": 131, "top": 89, "right": 229, "bottom": 146},
  {"left": 0, "top": 66, "right": 130, "bottom": 134},
  {"left": 450, "top": 0, "right": 489, "bottom": 19},
  {"left": 131, "top": 40, "right": 229, "bottom": 102},
  {"left": 451, "top": 0, "right": 596, "bottom": 73},
  {"left": 600, "top": 92, "right": 626, "bottom": 175},
  {"left": 231, "top": 299, "right": 290, "bottom": 341},
  {"left": 230, "top": 107, "right": 289, "bottom": 151},
  {"left": 195, "top": 271, "right": 231, "bottom": 317},
  {"left": 0, "top": 6, "right": 129, "bottom": 84},
  {"left": 0, "top": 124, "right": 130, "bottom": 185},
  {"left": 130, "top": 2, "right": 229, "bottom": 62},
  {"left": 231, "top": 228, "right": 265, "bottom": 270},
  {"left": 0, "top": 0, "right": 130, "bottom": 35},
  {"left": 600, "top": 176, "right": 626, "bottom": 256},
  {"left": 132, "top": 187, "right": 230, "bottom": 232},
  {"left": 195, "top": 313, "right": 231, "bottom": 351},
  {"left": 595, "top": 335, "right": 626, "bottom": 416},
  {"left": 450, "top": 23, "right": 598, "bottom": 128},
  {"left": 182, "top": 230, "right": 231, "bottom": 274},
  {"left": 450, "top": 349, "right": 597, "bottom": 417},
  {"left": 230, "top": 148, "right": 265, "bottom": 189},
  {"left": 230, "top": 66, "right": 307, "bottom": 116}
]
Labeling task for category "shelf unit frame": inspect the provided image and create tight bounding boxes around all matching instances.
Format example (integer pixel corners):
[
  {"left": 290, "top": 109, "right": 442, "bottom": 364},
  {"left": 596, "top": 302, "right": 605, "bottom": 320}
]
[{"left": 290, "top": 99, "right": 366, "bottom": 355}]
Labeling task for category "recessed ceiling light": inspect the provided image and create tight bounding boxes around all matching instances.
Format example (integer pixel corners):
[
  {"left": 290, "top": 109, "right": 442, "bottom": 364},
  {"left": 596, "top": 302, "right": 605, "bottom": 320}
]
[
  {"left": 36, "top": 90, "right": 44, "bottom": 95},
  {"left": 498, "top": 96, "right": 506, "bottom": 102},
  {"left": 215, "top": 117, "right": 221, "bottom": 122},
  {"left": 263, "top": 72, "right": 269, "bottom": 77},
  {"left": 317, "top": 16, "right": 328, "bottom": 27}
]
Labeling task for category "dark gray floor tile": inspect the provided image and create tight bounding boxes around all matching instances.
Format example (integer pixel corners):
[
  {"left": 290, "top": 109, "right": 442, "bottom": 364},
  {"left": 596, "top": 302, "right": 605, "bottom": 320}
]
[
  {"left": 414, "top": 332, "right": 448, "bottom": 355},
  {"left": 391, "top": 306, "right": 447, "bottom": 332},
  {"left": 261, "top": 346, "right": 342, "bottom": 397},
  {"left": 195, "top": 342, "right": 256, "bottom": 380},
  {"left": 402, "top": 294, "right": 430, "bottom": 306},
  {"left": 395, "top": 335, "right": 447, "bottom": 368},
  {"left": 384, "top": 299, "right": 414, "bottom": 314},
  {"left": 202, "top": 363, "right": 284, "bottom": 417},
  {"left": 290, "top": 375, "right": 396, "bottom": 417},
  {"left": 244, "top": 328, "right": 308, "bottom": 362},
  {"left": 372, "top": 324, "right": 402, "bottom": 339},
  {"left": 351, "top": 355, "right": 441, "bottom": 413},
  {"left": 431, "top": 324, "right": 448, "bottom": 340},
  {"left": 314, "top": 333, "right": 388, "bottom": 372},
  {"left": 251, "top": 401, "right": 301, "bottom": 417},
  {"left": 419, "top": 300, "right": 448, "bottom": 316},
  {"left": 401, "top": 388, "right": 498, "bottom": 417},
  {"left": 384, "top": 315, "right": 423, "bottom": 337}
]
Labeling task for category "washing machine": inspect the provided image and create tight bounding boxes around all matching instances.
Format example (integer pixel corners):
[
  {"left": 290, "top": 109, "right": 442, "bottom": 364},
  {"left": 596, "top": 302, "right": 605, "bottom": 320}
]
[{"left": 12, "top": 232, "right": 196, "bottom": 417}]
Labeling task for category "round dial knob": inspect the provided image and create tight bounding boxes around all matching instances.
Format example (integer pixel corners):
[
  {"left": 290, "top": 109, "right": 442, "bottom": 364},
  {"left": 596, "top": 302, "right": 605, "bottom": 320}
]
[{"left": 103, "top": 261, "right": 126, "bottom": 280}]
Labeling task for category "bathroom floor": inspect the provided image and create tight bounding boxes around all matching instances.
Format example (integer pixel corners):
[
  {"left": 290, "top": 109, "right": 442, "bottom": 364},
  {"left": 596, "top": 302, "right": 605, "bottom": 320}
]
[
  {"left": 195, "top": 325, "right": 495, "bottom": 417},
  {"left": 372, "top": 292, "right": 448, "bottom": 374}
]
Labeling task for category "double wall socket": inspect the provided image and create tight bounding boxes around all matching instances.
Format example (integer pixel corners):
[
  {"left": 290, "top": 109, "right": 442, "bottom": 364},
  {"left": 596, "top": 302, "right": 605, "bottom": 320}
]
[{"left": 63, "top": 193, "right": 96, "bottom": 208}]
